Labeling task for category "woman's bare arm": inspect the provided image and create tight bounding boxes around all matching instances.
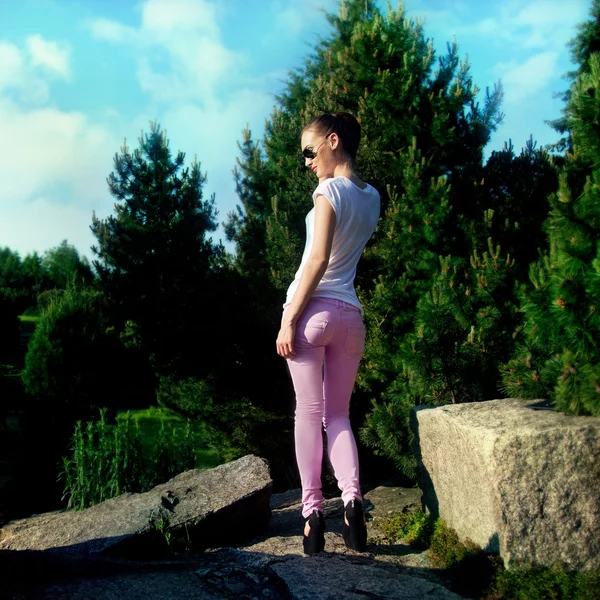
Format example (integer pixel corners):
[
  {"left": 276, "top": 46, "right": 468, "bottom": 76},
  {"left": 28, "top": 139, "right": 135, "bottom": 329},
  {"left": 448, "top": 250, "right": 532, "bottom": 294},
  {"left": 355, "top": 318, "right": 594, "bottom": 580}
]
[{"left": 276, "top": 194, "right": 336, "bottom": 358}]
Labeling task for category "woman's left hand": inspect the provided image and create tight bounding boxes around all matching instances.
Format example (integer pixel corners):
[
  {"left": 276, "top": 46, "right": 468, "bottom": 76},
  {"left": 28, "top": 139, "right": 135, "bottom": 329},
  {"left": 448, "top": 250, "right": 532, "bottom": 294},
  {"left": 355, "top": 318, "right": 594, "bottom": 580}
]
[{"left": 277, "top": 322, "right": 296, "bottom": 358}]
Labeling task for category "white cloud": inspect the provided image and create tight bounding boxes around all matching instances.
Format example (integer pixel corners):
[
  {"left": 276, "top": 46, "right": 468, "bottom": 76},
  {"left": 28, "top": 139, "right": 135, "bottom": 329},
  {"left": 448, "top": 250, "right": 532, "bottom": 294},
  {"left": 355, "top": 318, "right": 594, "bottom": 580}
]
[
  {"left": 0, "top": 34, "right": 73, "bottom": 104},
  {"left": 0, "top": 40, "right": 50, "bottom": 104},
  {"left": 0, "top": 195, "right": 102, "bottom": 262},
  {"left": 0, "top": 42, "right": 23, "bottom": 89},
  {"left": 0, "top": 98, "right": 118, "bottom": 261},
  {"left": 265, "top": 0, "right": 332, "bottom": 45},
  {"left": 415, "top": 0, "right": 587, "bottom": 51},
  {"left": 141, "top": 0, "right": 220, "bottom": 38},
  {"left": 512, "top": 0, "right": 588, "bottom": 49},
  {"left": 26, "top": 34, "right": 71, "bottom": 79},
  {"left": 88, "top": 0, "right": 242, "bottom": 105},
  {"left": 471, "top": 18, "right": 499, "bottom": 37},
  {"left": 137, "top": 37, "right": 240, "bottom": 104},
  {"left": 514, "top": 0, "right": 586, "bottom": 28},
  {"left": 0, "top": 97, "right": 117, "bottom": 205},
  {"left": 1, "top": 0, "right": 333, "bottom": 260},
  {"left": 156, "top": 86, "right": 276, "bottom": 225},
  {"left": 87, "top": 17, "right": 138, "bottom": 44},
  {"left": 0, "top": 31, "right": 118, "bottom": 261},
  {"left": 495, "top": 51, "right": 560, "bottom": 104}
]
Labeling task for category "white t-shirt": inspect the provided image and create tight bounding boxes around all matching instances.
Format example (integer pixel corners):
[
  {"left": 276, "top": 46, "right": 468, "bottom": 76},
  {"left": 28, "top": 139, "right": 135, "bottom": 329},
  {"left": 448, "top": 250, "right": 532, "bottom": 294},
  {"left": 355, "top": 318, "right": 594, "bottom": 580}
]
[{"left": 285, "top": 176, "right": 380, "bottom": 312}]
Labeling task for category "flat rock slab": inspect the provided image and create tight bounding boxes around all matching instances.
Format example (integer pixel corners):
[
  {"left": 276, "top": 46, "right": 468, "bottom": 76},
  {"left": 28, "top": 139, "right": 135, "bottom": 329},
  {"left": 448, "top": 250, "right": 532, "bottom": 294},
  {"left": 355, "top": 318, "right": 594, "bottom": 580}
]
[
  {"left": 364, "top": 486, "right": 422, "bottom": 517},
  {"left": 0, "top": 455, "right": 272, "bottom": 559},
  {"left": 271, "top": 555, "right": 464, "bottom": 600},
  {"left": 30, "top": 570, "right": 223, "bottom": 600},
  {"left": 0, "top": 550, "right": 292, "bottom": 600},
  {"left": 270, "top": 489, "right": 302, "bottom": 510},
  {"left": 411, "top": 398, "right": 600, "bottom": 570}
]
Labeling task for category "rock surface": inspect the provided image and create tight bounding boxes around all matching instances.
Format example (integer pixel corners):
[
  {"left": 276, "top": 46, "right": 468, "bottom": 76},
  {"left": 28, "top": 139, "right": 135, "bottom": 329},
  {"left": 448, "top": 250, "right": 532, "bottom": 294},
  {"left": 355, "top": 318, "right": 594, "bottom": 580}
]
[
  {"left": 0, "top": 454, "right": 272, "bottom": 558},
  {"left": 271, "top": 555, "right": 462, "bottom": 600},
  {"left": 411, "top": 397, "right": 600, "bottom": 571},
  {"left": 0, "top": 480, "right": 467, "bottom": 599}
]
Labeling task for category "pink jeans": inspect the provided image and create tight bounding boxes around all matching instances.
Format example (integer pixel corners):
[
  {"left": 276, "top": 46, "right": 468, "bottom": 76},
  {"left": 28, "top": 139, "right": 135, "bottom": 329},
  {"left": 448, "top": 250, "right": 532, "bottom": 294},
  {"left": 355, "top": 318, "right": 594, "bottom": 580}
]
[{"left": 284, "top": 297, "right": 366, "bottom": 518}]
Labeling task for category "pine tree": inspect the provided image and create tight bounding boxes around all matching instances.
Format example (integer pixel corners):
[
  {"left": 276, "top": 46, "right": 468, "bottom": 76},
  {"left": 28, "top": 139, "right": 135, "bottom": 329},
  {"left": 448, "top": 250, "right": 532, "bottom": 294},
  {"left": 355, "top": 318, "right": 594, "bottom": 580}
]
[
  {"left": 264, "top": 2, "right": 503, "bottom": 287},
  {"left": 360, "top": 138, "right": 557, "bottom": 474},
  {"left": 90, "top": 121, "right": 287, "bottom": 468},
  {"left": 502, "top": 51, "right": 600, "bottom": 416},
  {"left": 226, "top": 0, "right": 514, "bottom": 475},
  {"left": 90, "top": 121, "right": 219, "bottom": 379},
  {"left": 224, "top": 125, "right": 293, "bottom": 411},
  {"left": 472, "top": 139, "right": 557, "bottom": 280},
  {"left": 358, "top": 141, "right": 454, "bottom": 399},
  {"left": 228, "top": 0, "right": 504, "bottom": 304},
  {"left": 549, "top": 0, "right": 600, "bottom": 151},
  {"left": 225, "top": 126, "right": 272, "bottom": 293}
]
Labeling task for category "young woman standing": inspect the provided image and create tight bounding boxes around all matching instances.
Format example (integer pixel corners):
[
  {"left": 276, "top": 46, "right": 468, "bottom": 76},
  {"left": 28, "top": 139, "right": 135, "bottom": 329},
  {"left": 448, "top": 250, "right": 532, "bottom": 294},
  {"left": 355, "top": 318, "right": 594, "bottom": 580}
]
[{"left": 276, "top": 112, "right": 380, "bottom": 555}]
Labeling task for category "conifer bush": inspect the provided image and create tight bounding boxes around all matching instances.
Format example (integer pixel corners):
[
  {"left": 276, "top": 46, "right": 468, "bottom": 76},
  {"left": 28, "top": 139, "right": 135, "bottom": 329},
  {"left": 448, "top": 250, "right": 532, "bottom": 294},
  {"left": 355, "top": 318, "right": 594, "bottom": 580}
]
[{"left": 502, "top": 53, "right": 600, "bottom": 416}]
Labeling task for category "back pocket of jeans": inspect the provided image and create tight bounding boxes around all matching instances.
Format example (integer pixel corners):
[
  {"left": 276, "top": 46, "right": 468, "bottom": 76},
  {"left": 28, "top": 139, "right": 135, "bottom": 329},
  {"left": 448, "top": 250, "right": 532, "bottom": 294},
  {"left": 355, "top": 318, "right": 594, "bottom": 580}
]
[
  {"left": 302, "top": 321, "right": 328, "bottom": 347},
  {"left": 344, "top": 325, "right": 365, "bottom": 356}
]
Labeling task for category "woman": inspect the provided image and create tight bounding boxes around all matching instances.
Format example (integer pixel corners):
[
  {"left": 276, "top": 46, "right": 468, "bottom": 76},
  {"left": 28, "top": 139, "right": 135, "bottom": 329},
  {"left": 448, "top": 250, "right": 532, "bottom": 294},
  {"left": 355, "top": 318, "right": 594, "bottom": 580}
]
[{"left": 276, "top": 112, "right": 380, "bottom": 555}]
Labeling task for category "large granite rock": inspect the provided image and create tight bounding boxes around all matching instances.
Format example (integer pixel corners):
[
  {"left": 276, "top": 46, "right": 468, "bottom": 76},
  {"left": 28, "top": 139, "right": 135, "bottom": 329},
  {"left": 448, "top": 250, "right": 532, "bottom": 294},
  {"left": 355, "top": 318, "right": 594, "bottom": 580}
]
[
  {"left": 411, "top": 398, "right": 600, "bottom": 570},
  {"left": 0, "top": 454, "right": 272, "bottom": 558}
]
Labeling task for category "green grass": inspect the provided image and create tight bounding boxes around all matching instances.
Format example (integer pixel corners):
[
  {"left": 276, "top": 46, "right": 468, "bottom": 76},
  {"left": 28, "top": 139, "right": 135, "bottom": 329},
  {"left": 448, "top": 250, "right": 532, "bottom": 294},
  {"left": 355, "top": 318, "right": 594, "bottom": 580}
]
[
  {"left": 116, "top": 406, "right": 224, "bottom": 469},
  {"left": 18, "top": 315, "right": 41, "bottom": 323},
  {"left": 0, "top": 363, "right": 21, "bottom": 378},
  {"left": 61, "top": 406, "right": 232, "bottom": 510}
]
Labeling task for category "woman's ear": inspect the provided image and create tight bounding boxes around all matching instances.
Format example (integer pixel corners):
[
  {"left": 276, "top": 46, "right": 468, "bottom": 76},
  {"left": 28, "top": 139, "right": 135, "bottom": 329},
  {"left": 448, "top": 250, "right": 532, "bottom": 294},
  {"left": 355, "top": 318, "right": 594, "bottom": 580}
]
[{"left": 328, "top": 132, "right": 340, "bottom": 150}]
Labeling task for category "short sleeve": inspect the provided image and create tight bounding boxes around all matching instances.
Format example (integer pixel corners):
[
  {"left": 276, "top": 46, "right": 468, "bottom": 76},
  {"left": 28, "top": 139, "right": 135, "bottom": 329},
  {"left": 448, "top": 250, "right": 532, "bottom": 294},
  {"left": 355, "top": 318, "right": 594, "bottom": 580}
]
[{"left": 312, "top": 179, "right": 342, "bottom": 220}]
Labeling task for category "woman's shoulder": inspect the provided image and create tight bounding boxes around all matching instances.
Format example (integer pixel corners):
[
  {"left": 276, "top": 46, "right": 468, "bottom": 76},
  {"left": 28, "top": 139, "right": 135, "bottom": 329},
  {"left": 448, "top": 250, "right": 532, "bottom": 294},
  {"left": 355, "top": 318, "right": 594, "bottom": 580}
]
[{"left": 313, "top": 178, "right": 338, "bottom": 199}]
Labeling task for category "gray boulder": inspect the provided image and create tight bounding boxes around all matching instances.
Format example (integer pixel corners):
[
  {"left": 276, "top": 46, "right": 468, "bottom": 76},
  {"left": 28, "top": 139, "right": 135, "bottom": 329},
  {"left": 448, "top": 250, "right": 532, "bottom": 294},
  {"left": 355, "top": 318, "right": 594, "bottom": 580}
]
[
  {"left": 0, "top": 454, "right": 272, "bottom": 558},
  {"left": 411, "top": 398, "right": 600, "bottom": 570}
]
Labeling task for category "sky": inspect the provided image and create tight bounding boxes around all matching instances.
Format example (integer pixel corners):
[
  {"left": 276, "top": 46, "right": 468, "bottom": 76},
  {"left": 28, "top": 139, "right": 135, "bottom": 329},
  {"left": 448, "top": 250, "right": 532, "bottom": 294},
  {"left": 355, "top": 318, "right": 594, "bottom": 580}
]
[{"left": 0, "top": 0, "right": 591, "bottom": 263}]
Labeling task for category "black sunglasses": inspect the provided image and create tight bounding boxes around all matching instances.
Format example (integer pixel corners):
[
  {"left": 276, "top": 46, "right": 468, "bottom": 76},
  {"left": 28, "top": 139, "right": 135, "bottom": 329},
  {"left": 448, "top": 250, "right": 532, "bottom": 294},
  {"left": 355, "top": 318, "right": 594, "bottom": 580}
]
[{"left": 301, "top": 133, "right": 332, "bottom": 161}]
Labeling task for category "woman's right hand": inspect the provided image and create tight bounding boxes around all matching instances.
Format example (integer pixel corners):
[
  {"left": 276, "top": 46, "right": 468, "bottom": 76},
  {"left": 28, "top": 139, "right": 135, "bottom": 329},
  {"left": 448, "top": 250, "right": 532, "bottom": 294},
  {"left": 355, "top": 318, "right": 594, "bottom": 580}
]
[{"left": 276, "top": 321, "right": 297, "bottom": 358}]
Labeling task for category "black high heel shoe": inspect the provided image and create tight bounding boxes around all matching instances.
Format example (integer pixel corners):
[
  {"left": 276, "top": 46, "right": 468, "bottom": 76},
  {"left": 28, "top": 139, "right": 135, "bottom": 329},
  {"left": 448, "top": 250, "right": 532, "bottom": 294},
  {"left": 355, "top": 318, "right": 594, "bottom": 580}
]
[
  {"left": 303, "top": 510, "right": 325, "bottom": 555},
  {"left": 342, "top": 499, "right": 367, "bottom": 552}
]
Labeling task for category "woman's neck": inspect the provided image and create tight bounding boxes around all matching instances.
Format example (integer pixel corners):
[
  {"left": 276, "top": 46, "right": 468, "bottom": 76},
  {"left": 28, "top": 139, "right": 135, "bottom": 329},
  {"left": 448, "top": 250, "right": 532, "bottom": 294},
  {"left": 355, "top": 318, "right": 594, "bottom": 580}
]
[{"left": 319, "top": 162, "right": 358, "bottom": 184}]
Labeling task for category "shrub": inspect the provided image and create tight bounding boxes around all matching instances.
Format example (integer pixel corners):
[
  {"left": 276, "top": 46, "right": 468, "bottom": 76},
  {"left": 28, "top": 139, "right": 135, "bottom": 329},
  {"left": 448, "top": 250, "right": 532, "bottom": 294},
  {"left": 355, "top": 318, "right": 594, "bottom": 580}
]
[
  {"left": 489, "top": 562, "right": 600, "bottom": 600},
  {"left": 22, "top": 283, "right": 137, "bottom": 420}
]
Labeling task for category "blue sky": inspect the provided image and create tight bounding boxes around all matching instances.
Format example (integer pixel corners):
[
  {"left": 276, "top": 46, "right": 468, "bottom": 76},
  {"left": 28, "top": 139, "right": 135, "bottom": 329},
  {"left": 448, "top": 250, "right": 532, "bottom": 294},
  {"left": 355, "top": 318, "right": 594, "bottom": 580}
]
[{"left": 0, "top": 0, "right": 590, "bottom": 262}]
